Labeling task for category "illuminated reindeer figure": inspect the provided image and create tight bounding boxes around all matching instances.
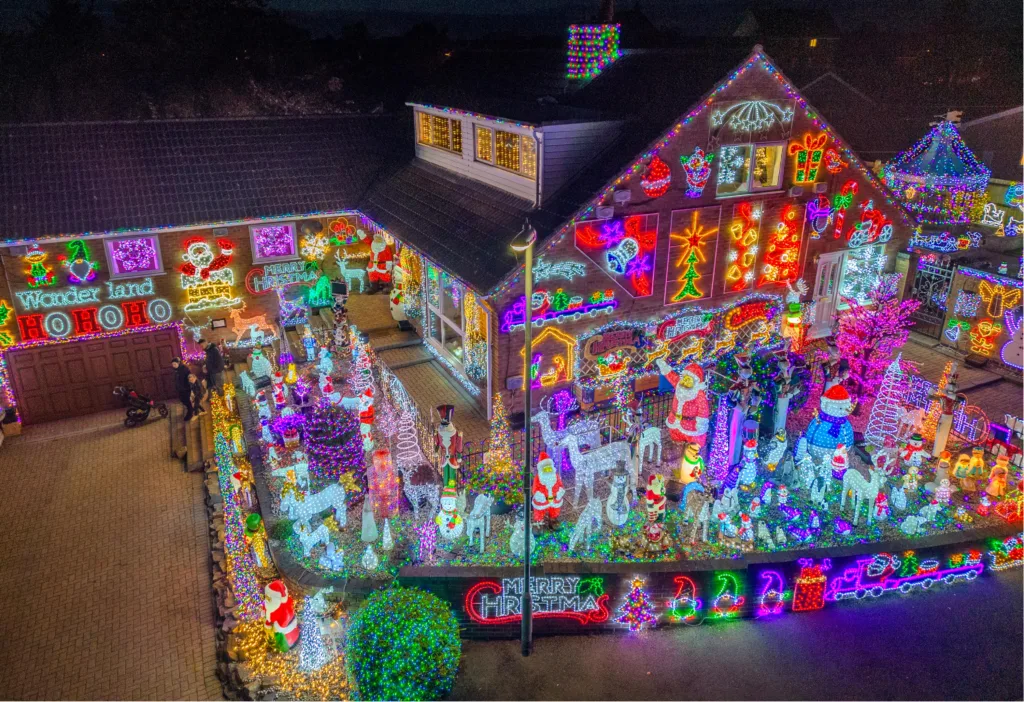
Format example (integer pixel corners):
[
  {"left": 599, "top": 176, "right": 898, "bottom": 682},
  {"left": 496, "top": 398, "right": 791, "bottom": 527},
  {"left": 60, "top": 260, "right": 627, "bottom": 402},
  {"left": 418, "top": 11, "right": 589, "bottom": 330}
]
[
  {"left": 531, "top": 395, "right": 602, "bottom": 472},
  {"left": 228, "top": 304, "right": 273, "bottom": 345}
]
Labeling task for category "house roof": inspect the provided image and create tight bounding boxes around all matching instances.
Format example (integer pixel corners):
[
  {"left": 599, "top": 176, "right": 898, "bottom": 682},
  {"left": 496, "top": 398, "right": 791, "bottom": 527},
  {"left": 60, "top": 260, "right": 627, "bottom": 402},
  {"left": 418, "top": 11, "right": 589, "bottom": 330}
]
[
  {"left": 0, "top": 115, "right": 402, "bottom": 243},
  {"left": 359, "top": 159, "right": 564, "bottom": 292},
  {"left": 960, "top": 106, "right": 1024, "bottom": 182}
]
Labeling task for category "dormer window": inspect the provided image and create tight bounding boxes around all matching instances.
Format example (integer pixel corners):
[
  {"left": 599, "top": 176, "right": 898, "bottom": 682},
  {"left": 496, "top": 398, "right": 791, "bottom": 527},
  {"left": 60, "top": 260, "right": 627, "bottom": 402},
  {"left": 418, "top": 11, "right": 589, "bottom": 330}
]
[
  {"left": 418, "top": 112, "right": 462, "bottom": 154},
  {"left": 476, "top": 125, "right": 537, "bottom": 180}
]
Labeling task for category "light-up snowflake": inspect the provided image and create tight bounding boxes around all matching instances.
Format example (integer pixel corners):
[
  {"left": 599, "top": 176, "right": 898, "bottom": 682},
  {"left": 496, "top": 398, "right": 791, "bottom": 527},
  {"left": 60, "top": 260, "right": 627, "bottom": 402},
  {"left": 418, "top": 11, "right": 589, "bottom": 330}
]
[
  {"left": 719, "top": 146, "right": 746, "bottom": 184},
  {"left": 300, "top": 234, "right": 329, "bottom": 262}
]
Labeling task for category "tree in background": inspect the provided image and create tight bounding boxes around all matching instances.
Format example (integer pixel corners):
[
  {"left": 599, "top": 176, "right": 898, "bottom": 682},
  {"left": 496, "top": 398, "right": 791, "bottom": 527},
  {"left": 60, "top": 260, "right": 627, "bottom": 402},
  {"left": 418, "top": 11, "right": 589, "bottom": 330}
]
[{"left": 466, "top": 393, "right": 520, "bottom": 505}]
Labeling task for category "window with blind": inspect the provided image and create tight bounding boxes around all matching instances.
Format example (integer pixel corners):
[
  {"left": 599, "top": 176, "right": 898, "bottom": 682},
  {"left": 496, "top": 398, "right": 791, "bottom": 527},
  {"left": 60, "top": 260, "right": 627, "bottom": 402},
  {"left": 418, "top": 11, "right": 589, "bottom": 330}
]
[{"left": 417, "top": 112, "right": 463, "bottom": 154}]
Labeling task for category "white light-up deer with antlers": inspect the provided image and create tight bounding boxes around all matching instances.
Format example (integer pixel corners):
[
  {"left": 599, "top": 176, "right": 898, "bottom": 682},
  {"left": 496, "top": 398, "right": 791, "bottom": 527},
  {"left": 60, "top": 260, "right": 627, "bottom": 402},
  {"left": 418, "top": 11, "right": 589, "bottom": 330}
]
[{"left": 531, "top": 394, "right": 602, "bottom": 472}]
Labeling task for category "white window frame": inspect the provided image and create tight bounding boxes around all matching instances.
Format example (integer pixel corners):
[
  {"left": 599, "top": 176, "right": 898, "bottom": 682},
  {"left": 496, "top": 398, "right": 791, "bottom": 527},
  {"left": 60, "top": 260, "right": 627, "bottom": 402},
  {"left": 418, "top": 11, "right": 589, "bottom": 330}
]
[
  {"left": 716, "top": 140, "right": 787, "bottom": 198},
  {"left": 103, "top": 235, "right": 166, "bottom": 280},
  {"left": 417, "top": 111, "right": 463, "bottom": 155},
  {"left": 249, "top": 222, "right": 299, "bottom": 264}
]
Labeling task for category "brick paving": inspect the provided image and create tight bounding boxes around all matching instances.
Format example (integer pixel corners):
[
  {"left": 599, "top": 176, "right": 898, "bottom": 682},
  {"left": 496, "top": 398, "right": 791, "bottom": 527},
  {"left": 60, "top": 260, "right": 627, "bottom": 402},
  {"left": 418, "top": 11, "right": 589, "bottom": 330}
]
[{"left": 0, "top": 407, "right": 221, "bottom": 701}]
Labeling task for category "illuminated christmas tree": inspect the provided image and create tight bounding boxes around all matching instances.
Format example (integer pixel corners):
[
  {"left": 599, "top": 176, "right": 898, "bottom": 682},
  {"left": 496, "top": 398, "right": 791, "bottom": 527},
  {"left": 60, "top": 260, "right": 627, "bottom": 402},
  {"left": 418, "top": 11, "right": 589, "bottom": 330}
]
[
  {"left": 864, "top": 355, "right": 906, "bottom": 449},
  {"left": 615, "top": 577, "right": 657, "bottom": 632},
  {"left": 921, "top": 361, "right": 954, "bottom": 441},
  {"left": 467, "top": 393, "right": 521, "bottom": 505}
]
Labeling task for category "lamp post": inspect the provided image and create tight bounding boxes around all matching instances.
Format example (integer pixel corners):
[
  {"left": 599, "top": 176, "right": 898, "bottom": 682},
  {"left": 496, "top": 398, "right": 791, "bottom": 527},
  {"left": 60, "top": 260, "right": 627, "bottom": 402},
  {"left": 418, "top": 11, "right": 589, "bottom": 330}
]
[{"left": 510, "top": 220, "right": 537, "bottom": 657}]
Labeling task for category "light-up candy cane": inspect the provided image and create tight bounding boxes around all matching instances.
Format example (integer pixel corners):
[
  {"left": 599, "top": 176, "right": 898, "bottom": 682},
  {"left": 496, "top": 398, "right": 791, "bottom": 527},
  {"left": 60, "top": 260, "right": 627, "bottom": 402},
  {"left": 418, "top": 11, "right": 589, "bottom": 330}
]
[{"left": 833, "top": 180, "right": 858, "bottom": 239}]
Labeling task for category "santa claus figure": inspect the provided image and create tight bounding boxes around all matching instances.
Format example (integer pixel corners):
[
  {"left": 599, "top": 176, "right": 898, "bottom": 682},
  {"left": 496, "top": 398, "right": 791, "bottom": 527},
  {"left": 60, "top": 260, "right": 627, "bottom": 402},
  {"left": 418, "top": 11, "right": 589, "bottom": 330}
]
[
  {"left": 830, "top": 443, "right": 848, "bottom": 480},
  {"left": 264, "top": 580, "right": 299, "bottom": 651},
  {"left": 645, "top": 474, "right": 667, "bottom": 522},
  {"left": 434, "top": 405, "right": 463, "bottom": 461},
  {"left": 342, "top": 387, "right": 375, "bottom": 450},
  {"left": 655, "top": 358, "right": 710, "bottom": 447},
  {"left": 272, "top": 372, "right": 287, "bottom": 409},
  {"left": 531, "top": 451, "right": 565, "bottom": 528},
  {"left": 365, "top": 232, "right": 394, "bottom": 286},
  {"left": 873, "top": 491, "right": 890, "bottom": 521}
]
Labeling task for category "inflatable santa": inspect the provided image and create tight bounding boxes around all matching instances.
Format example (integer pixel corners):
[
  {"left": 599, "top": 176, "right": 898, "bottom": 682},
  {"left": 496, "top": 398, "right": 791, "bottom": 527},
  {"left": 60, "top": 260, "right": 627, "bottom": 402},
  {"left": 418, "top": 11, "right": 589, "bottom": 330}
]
[
  {"left": 341, "top": 387, "right": 374, "bottom": 450},
  {"left": 531, "top": 452, "right": 565, "bottom": 527},
  {"left": 365, "top": 232, "right": 394, "bottom": 286},
  {"left": 655, "top": 358, "right": 710, "bottom": 447},
  {"left": 263, "top": 580, "right": 299, "bottom": 651}
]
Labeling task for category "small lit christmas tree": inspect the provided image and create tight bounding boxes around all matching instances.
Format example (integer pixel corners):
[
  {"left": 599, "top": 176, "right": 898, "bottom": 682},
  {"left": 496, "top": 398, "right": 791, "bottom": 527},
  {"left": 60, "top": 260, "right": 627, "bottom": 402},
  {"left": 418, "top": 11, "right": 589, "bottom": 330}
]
[
  {"left": 921, "top": 361, "right": 954, "bottom": 441},
  {"left": 864, "top": 355, "right": 906, "bottom": 449},
  {"left": 467, "top": 393, "right": 521, "bottom": 505},
  {"left": 298, "top": 594, "right": 332, "bottom": 672},
  {"left": 615, "top": 577, "right": 657, "bottom": 632}
]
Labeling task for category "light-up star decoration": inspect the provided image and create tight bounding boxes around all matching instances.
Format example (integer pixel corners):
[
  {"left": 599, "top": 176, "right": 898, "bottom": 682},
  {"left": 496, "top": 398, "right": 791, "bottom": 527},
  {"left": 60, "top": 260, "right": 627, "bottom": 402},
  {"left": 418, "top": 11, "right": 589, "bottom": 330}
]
[{"left": 668, "top": 209, "right": 718, "bottom": 303}]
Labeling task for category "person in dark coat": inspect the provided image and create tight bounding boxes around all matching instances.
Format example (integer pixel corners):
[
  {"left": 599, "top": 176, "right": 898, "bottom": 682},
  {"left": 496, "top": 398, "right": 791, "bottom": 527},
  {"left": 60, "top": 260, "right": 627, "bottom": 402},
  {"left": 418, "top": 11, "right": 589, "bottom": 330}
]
[
  {"left": 200, "top": 338, "right": 225, "bottom": 393},
  {"left": 172, "top": 357, "right": 194, "bottom": 421},
  {"left": 188, "top": 373, "right": 206, "bottom": 418}
]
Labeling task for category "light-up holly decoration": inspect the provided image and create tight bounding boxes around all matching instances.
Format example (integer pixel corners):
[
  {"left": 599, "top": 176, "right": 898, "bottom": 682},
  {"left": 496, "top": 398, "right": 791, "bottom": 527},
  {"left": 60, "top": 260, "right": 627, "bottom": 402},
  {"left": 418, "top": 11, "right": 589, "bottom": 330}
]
[
  {"left": 759, "top": 204, "right": 802, "bottom": 286},
  {"left": 59, "top": 240, "right": 99, "bottom": 284},
  {"left": 640, "top": 155, "right": 671, "bottom": 198},
  {"left": 681, "top": 147, "right": 713, "bottom": 197},
  {"left": 667, "top": 207, "right": 719, "bottom": 303},
  {"left": 725, "top": 201, "right": 760, "bottom": 292},
  {"left": 832, "top": 180, "right": 858, "bottom": 239},
  {"left": 806, "top": 195, "right": 832, "bottom": 239},
  {"left": 575, "top": 214, "right": 658, "bottom": 297},
  {"left": 23, "top": 245, "right": 56, "bottom": 288},
  {"left": 847, "top": 200, "right": 893, "bottom": 248},
  {"left": 788, "top": 132, "right": 828, "bottom": 184}
]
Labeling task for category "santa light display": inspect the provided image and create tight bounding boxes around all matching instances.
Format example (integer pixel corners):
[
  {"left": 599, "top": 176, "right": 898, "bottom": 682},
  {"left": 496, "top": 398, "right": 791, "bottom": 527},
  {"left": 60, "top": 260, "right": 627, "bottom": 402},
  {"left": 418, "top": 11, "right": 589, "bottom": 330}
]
[
  {"left": 655, "top": 358, "right": 710, "bottom": 448},
  {"left": 263, "top": 580, "right": 299, "bottom": 651},
  {"left": 362, "top": 231, "right": 394, "bottom": 286},
  {"left": 531, "top": 451, "right": 565, "bottom": 529}
]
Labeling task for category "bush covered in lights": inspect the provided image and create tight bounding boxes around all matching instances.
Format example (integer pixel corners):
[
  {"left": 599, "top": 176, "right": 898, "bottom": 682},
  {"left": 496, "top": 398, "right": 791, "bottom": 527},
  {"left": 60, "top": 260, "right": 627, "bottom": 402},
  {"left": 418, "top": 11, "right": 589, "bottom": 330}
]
[
  {"left": 305, "top": 400, "right": 364, "bottom": 485},
  {"left": 346, "top": 587, "right": 461, "bottom": 701}
]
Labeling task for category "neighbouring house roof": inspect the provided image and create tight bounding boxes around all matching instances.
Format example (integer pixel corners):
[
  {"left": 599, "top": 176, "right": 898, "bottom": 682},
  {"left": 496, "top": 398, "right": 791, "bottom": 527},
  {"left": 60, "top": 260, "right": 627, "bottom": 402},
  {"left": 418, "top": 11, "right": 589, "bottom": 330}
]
[
  {"left": 0, "top": 115, "right": 402, "bottom": 243},
  {"left": 960, "top": 106, "right": 1024, "bottom": 182}
]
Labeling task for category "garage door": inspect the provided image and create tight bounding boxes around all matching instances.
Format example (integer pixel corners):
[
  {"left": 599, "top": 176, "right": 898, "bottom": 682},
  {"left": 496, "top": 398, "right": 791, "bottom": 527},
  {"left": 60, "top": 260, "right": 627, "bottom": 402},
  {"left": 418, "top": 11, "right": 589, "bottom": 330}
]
[{"left": 7, "top": 327, "right": 181, "bottom": 425}]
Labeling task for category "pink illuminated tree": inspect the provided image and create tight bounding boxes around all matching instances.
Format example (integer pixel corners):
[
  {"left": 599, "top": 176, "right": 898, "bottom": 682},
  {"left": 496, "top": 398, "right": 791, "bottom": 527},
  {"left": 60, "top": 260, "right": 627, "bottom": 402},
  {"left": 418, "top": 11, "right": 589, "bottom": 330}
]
[{"left": 835, "top": 274, "right": 920, "bottom": 409}]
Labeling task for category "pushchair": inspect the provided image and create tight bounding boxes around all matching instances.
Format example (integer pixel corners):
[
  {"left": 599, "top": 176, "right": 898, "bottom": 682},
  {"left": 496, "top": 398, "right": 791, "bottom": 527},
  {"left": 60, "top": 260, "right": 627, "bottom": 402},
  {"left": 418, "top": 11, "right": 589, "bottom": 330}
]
[{"left": 114, "top": 385, "right": 169, "bottom": 428}]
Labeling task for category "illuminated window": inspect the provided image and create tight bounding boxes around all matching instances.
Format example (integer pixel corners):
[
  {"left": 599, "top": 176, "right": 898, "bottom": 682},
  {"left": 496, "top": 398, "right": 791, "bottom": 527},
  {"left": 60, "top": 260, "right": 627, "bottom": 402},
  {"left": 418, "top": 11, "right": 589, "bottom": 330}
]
[
  {"left": 752, "top": 144, "right": 784, "bottom": 190},
  {"left": 809, "top": 38, "right": 818, "bottom": 47},
  {"left": 521, "top": 136, "right": 537, "bottom": 179},
  {"left": 416, "top": 112, "right": 463, "bottom": 154},
  {"left": 495, "top": 130, "right": 521, "bottom": 172},
  {"left": 475, "top": 125, "right": 493, "bottom": 163},
  {"left": 717, "top": 142, "right": 785, "bottom": 197}
]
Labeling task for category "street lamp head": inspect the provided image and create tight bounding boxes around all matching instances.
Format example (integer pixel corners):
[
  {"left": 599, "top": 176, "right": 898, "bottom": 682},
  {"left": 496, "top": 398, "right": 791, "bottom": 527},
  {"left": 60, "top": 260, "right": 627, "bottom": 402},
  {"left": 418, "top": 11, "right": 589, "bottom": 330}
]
[{"left": 510, "top": 220, "right": 537, "bottom": 253}]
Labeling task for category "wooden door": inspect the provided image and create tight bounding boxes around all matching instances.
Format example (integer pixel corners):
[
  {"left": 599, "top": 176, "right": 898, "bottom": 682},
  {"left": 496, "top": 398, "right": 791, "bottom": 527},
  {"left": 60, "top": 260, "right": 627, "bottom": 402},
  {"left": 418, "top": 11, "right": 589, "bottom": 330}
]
[
  {"left": 7, "top": 327, "right": 180, "bottom": 425},
  {"left": 808, "top": 250, "right": 844, "bottom": 339}
]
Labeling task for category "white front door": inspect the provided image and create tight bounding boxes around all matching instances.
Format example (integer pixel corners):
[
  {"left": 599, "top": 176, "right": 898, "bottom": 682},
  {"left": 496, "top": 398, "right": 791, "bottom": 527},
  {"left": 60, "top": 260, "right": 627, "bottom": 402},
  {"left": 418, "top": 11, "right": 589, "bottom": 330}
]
[{"left": 808, "top": 250, "right": 845, "bottom": 339}]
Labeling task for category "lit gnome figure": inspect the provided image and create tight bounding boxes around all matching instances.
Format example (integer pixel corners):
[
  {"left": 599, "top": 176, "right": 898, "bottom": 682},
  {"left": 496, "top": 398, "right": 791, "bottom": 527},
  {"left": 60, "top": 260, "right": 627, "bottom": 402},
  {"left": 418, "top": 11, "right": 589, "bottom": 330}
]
[
  {"left": 263, "top": 580, "right": 299, "bottom": 652},
  {"left": 797, "top": 384, "right": 855, "bottom": 464},
  {"left": 655, "top": 359, "right": 711, "bottom": 448},
  {"left": 737, "top": 439, "right": 759, "bottom": 490},
  {"left": 645, "top": 474, "right": 667, "bottom": 522},
  {"left": 272, "top": 372, "right": 287, "bottom": 409},
  {"left": 531, "top": 451, "right": 565, "bottom": 529},
  {"left": 341, "top": 387, "right": 375, "bottom": 451},
  {"left": 364, "top": 231, "right": 394, "bottom": 286},
  {"left": 900, "top": 434, "right": 929, "bottom": 468},
  {"left": 830, "top": 443, "right": 849, "bottom": 481},
  {"left": 434, "top": 486, "right": 464, "bottom": 541},
  {"left": 389, "top": 285, "right": 407, "bottom": 323}
]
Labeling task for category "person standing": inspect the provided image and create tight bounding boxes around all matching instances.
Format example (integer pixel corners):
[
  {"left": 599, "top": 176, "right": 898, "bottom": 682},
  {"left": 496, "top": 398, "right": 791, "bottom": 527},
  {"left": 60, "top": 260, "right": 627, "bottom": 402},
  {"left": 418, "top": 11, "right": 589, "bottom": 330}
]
[
  {"left": 200, "top": 338, "right": 225, "bottom": 393},
  {"left": 172, "top": 357, "right": 194, "bottom": 422}
]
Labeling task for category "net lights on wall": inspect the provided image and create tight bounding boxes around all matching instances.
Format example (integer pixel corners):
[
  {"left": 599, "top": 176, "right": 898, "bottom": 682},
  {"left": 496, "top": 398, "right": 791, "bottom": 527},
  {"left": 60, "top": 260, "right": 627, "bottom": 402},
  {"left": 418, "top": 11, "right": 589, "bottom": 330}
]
[{"left": 566, "top": 24, "right": 621, "bottom": 80}]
